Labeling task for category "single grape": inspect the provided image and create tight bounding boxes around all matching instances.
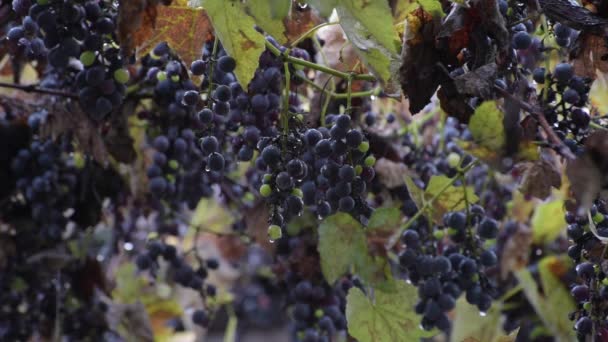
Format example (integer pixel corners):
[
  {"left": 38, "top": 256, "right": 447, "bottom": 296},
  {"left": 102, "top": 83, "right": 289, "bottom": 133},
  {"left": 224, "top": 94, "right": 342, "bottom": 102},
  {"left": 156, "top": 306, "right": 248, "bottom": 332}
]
[
  {"left": 512, "top": 31, "right": 532, "bottom": 50},
  {"left": 217, "top": 55, "right": 236, "bottom": 73}
]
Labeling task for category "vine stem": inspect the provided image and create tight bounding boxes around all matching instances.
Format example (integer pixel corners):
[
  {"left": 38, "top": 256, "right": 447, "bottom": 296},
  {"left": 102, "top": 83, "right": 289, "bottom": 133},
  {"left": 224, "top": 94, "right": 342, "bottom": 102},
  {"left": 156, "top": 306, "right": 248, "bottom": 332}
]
[
  {"left": 386, "top": 160, "right": 479, "bottom": 250},
  {"left": 264, "top": 40, "right": 376, "bottom": 82},
  {"left": 207, "top": 35, "right": 220, "bottom": 97},
  {"left": 282, "top": 62, "right": 290, "bottom": 151},
  {"left": 0, "top": 81, "right": 78, "bottom": 99},
  {"left": 285, "top": 21, "right": 340, "bottom": 54},
  {"left": 493, "top": 85, "right": 575, "bottom": 160},
  {"left": 292, "top": 71, "right": 380, "bottom": 98}
]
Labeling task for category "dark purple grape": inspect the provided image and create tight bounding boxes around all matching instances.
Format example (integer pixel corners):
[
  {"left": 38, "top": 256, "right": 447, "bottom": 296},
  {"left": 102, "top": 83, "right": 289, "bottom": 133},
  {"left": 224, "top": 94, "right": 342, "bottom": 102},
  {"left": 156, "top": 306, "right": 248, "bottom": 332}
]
[
  {"left": 217, "top": 55, "right": 236, "bottom": 73},
  {"left": 513, "top": 31, "right": 532, "bottom": 49}
]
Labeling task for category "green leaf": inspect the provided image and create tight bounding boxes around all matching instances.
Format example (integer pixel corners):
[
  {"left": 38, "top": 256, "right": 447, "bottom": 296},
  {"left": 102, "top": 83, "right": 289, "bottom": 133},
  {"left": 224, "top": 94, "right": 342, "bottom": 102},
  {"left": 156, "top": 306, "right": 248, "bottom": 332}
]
[
  {"left": 191, "top": 198, "right": 235, "bottom": 234},
  {"left": 469, "top": 101, "right": 506, "bottom": 151},
  {"left": 514, "top": 256, "right": 576, "bottom": 341},
  {"left": 425, "top": 175, "right": 478, "bottom": 223},
  {"left": 404, "top": 175, "right": 425, "bottom": 211},
  {"left": 418, "top": 0, "right": 444, "bottom": 17},
  {"left": 318, "top": 213, "right": 385, "bottom": 284},
  {"left": 112, "top": 263, "right": 147, "bottom": 304},
  {"left": 531, "top": 199, "right": 567, "bottom": 244},
  {"left": 452, "top": 298, "right": 515, "bottom": 342},
  {"left": 318, "top": 213, "right": 367, "bottom": 284},
  {"left": 245, "top": 0, "right": 291, "bottom": 44},
  {"left": 198, "top": 0, "right": 265, "bottom": 88},
  {"left": 346, "top": 281, "right": 437, "bottom": 341},
  {"left": 367, "top": 207, "right": 401, "bottom": 232},
  {"left": 307, "top": 0, "right": 338, "bottom": 17},
  {"left": 334, "top": 0, "right": 400, "bottom": 89}
]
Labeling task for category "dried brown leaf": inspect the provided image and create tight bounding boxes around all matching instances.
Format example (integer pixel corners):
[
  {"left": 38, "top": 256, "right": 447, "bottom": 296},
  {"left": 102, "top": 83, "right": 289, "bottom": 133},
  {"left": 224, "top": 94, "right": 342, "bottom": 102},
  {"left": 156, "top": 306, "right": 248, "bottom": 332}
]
[
  {"left": 520, "top": 159, "right": 562, "bottom": 200},
  {"left": 137, "top": 4, "right": 213, "bottom": 67},
  {"left": 572, "top": 32, "right": 608, "bottom": 79},
  {"left": 453, "top": 63, "right": 498, "bottom": 98},
  {"left": 566, "top": 130, "right": 608, "bottom": 213},
  {"left": 374, "top": 158, "right": 413, "bottom": 188},
  {"left": 399, "top": 8, "right": 442, "bottom": 114},
  {"left": 499, "top": 222, "right": 532, "bottom": 280},
  {"left": 41, "top": 101, "right": 108, "bottom": 165},
  {"left": 284, "top": 5, "right": 323, "bottom": 43}
]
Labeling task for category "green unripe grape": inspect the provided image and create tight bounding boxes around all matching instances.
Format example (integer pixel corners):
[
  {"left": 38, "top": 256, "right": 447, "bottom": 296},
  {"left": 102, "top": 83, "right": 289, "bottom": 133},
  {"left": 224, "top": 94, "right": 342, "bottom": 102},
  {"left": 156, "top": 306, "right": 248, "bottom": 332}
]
[
  {"left": 171, "top": 75, "right": 180, "bottom": 82},
  {"left": 263, "top": 174, "right": 272, "bottom": 183},
  {"left": 268, "top": 225, "right": 282, "bottom": 241},
  {"left": 433, "top": 230, "right": 444, "bottom": 240},
  {"left": 168, "top": 160, "right": 179, "bottom": 170},
  {"left": 80, "top": 51, "right": 96, "bottom": 67},
  {"left": 157, "top": 71, "right": 167, "bottom": 81},
  {"left": 355, "top": 165, "right": 363, "bottom": 175},
  {"left": 358, "top": 141, "right": 370, "bottom": 153},
  {"left": 364, "top": 155, "right": 376, "bottom": 167},
  {"left": 260, "top": 184, "right": 272, "bottom": 197},
  {"left": 292, "top": 188, "right": 303, "bottom": 197},
  {"left": 114, "top": 68, "right": 130, "bottom": 84},
  {"left": 583, "top": 302, "right": 592, "bottom": 311},
  {"left": 447, "top": 152, "right": 461, "bottom": 169}
]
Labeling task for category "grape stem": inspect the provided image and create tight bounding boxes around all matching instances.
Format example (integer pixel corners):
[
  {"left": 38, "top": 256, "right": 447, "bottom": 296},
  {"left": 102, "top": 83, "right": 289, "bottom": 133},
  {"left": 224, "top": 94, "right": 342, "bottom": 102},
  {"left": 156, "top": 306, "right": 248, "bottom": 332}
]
[
  {"left": 292, "top": 71, "right": 380, "bottom": 98},
  {"left": 285, "top": 21, "right": 340, "bottom": 54},
  {"left": 493, "top": 85, "right": 575, "bottom": 160},
  {"left": 0, "top": 81, "right": 78, "bottom": 99},
  {"left": 206, "top": 36, "right": 220, "bottom": 98},
  {"left": 386, "top": 160, "right": 479, "bottom": 250},
  {"left": 264, "top": 40, "right": 376, "bottom": 82}
]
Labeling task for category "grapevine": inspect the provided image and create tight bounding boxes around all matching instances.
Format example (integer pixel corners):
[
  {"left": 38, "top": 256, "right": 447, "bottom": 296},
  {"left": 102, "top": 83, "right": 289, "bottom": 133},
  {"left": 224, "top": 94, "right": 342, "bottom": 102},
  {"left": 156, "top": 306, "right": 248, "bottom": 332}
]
[{"left": 0, "top": 0, "right": 607, "bottom": 341}]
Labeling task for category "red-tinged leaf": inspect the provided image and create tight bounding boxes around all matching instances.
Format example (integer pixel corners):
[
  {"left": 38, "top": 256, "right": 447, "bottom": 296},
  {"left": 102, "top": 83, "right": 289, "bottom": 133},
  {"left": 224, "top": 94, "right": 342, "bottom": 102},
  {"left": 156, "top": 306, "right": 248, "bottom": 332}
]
[{"left": 136, "top": 4, "right": 213, "bottom": 66}]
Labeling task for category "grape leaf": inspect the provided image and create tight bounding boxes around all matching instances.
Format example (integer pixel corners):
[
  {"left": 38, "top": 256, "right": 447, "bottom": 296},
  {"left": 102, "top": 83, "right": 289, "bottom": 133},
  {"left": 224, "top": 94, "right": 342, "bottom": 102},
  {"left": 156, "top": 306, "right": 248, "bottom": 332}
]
[
  {"left": 425, "top": 175, "right": 478, "bottom": 223},
  {"left": 334, "top": 0, "right": 400, "bottom": 89},
  {"left": 245, "top": 0, "right": 291, "bottom": 44},
  {"left": 404, "top": 175, "right": 425, "bottom": 211},
  {"left": 191, "top": 198, "right": 236, "bottom": 234},
  {"left": 469, "top": 101, "right": 505, "bottom": 151},
  {"left": 514, "top": 256, "right": 576, "bottom": 341},
  {"left": 307, "top": 0, "right": 338, "bottom": 18},
  {"left": 193, "top": 0, "right": 265, "bottom": 88},
  {"left": 346, "top": 280, "right": 436, "bottom": 342},
  {"left": 367, "top": 207, "right": 401, "bottom": 232},
  {"left": 318, "top": 213, "right": 385, "bottom": 284},
  {"left": 452, "top": 298, "right": 516, "bottom": 342},
  {"left": 531, "top": 198, "right": 567, "bottom": 244},
  {"left": 136, "top": 1, "right": 213, "bottom": 66},
  {"left": 418, "top": 0, "right": 444, "bottom": 17}
]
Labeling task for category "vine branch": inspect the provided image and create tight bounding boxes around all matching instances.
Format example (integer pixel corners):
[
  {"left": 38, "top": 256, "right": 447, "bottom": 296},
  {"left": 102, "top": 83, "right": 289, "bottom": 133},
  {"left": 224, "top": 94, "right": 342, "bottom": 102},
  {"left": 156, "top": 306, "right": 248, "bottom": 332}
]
[
  {"left": 386, "top": 160, "right": 479, "bottom": 250},
  {"left": 265, "top": 40, "right": 376, "bottom": 82},
  {"left": 493, "top": 85, "right": 575, "bottom": 160},
  {"left": 0, "top": 82, "right": 78, "bottom": 99}
]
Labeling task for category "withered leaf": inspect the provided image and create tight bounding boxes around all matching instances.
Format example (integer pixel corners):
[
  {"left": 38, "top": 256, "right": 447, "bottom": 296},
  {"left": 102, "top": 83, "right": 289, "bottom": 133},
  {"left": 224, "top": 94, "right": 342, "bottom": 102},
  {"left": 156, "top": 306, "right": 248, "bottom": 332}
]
[
  {"left": 42, "top": 101, "right": 109, "bottom": 165},
  {"left": 499, "top": 222, "right": 532, "bottom": 280},
  {"left": 520, "top": 159, "right": 562, "bottom": 200},
  {"left": 571, "top": 32, "right": 608, "bottom": 79},
  {"left": 399, "top": 8, "right": 442, "bottom": 114},
  {"left": 453, "top": 63, "right": 497, "bottom": 99},
  {"left": 566, "top": 130, "right": 608, "bottom": 213},
  {"left": 539, "top": 0, "right": 608, "bottom": 31},
  {"left": 374, "top": 158, "right": 413, "bottom": 188},
  {"left": 136, "top": 4, "right": 213, "bottom": 66},
  {"left": 117, "top": 0, "right": 169, "bottom": 56}
]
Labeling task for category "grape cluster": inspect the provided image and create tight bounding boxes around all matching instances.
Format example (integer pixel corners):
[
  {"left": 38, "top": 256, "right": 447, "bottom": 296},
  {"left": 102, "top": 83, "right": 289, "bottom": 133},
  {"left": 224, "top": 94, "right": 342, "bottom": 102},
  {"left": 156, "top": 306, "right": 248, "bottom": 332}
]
[
  {"left": 7, "top": 0, "right": 128, "bottom": 119},
  {"left": 398, "top": 206, "right": 499, "bottom": 331},
  {"left": 272, "top": 224, "right": 350, "bottom": 341},
  {"left": 0, "top": 134, "right": 116, "bottom": 340},
  {"left": 533, "top": 62, "right": 593, "bottom": 140},
  {"left": 565, "top": 201, "right": 608, "bottom": 340}
]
